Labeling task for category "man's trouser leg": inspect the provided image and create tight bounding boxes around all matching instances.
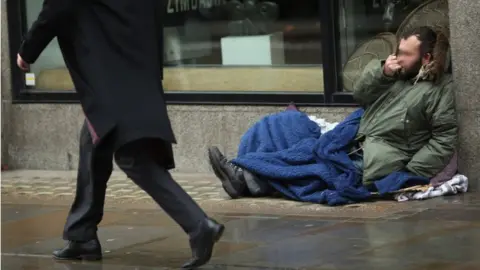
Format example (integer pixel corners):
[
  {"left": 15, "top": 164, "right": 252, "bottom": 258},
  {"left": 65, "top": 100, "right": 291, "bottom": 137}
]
[
  {"left": 114, "top": 138, "right": 206, "bottom": 234},
  {"left": 63, "top": 120, "right": 114, "bottom": 241}
]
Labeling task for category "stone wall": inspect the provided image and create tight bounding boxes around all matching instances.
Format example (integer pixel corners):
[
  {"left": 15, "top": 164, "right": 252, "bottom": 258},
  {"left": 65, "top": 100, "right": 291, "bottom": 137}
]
[
  {"left": 4, "top": 104, "right": 353, "bottom": 172},
  {"left": 449, "top": 0, "right": 480, "bottom": 190},
  {"left": 2, "top": 0, "right": 12, "bottom": 166}
]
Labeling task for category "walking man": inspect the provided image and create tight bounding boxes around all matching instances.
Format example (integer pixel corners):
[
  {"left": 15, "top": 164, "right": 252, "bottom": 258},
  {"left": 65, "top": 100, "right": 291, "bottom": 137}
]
[{"left": 17, "top": 0, "right": 224, "bottom": 268}]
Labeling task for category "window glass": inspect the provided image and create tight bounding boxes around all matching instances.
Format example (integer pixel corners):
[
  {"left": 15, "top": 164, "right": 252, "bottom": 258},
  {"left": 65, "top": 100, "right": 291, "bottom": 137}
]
[
  {"left": 25, "top": 0, "right": 324, "bottom": 93},
  {"left": 25, "top": 0, "right": 68, "bottom": 90},
  {"left": 338, "top": 0, "right": 450, "bottom": 92}
]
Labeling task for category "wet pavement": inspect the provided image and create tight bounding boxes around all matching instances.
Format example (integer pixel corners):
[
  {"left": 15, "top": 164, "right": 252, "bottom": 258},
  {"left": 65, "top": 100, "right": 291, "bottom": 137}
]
[
  {"left": 1, "top": 170, "right": 433, "bottom": 218},
  {"left": 2, "top": 171, "right": 480, "bottom": 269}
]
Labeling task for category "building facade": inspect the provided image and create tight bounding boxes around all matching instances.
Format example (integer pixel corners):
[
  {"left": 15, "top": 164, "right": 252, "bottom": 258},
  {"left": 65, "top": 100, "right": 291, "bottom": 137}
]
[{"left": 1, "top": 0, "right": 479, "bottom": 189}]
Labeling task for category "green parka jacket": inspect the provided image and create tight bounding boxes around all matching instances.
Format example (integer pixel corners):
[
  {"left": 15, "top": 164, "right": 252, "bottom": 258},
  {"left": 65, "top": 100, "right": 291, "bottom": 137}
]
[{"left": 353, "top": 59, "right": 458, "bottom": 185}]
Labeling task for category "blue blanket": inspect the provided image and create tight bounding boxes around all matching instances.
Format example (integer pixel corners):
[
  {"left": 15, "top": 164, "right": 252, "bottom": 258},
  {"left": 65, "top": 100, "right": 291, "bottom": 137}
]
[{"left": 232, "top": 109, "right": 429, "bottom": 206}]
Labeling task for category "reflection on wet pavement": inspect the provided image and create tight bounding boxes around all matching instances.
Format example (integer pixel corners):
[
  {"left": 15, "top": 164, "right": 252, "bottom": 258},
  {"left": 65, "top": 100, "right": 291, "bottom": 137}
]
[{"left": 2, "top": 193, "right": 480, "bottom": 269}]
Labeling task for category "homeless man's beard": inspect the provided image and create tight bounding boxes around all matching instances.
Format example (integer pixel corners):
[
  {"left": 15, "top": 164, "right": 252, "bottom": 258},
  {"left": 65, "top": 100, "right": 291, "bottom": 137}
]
[{"left": 397, "top": 58, "right": 423, "bottom": 81}]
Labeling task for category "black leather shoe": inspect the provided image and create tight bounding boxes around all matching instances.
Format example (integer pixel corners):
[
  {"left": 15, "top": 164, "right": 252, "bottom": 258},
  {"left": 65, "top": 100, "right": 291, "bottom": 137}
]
[
  {"left": 52, "top": 238, "right": 102, "bottom": 261},
  {"left": 208, "top": 146, "right": 247, "bottom": 198},
  {"left": 243, "top": 170, "right": 273, "bottom": 197},
  {"left": 182, "top": 218, "right": 225, "bottom": 269}
]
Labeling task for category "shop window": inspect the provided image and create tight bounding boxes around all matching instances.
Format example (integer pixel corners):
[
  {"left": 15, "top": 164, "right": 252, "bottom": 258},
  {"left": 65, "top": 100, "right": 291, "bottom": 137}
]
[
  {"left": 23, "top": 0, "right": 324, "bottom": 93},
  {"left": 24, "top": 0, "right": 68, "bottom": 91},
  {"left": 338, "top": 0, "right": 450, "bottom": 92}
]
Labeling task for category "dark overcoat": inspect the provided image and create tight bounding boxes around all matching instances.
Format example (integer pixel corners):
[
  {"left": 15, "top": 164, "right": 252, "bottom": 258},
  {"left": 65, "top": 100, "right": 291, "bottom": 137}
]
[{"left": 19, "top": 0, "right": 177, "bottom": 169}]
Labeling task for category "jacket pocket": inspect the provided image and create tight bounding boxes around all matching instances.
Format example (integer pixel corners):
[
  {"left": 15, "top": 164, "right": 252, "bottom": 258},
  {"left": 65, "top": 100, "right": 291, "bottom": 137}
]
[{"left": 362, "top": 136, "right": 410, "bottom": 185}]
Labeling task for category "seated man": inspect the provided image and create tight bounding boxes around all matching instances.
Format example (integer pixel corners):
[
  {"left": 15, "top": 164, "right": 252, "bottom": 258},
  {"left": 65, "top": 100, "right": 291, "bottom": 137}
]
[{"left": 209, "top": 26, "right": 458, "bottom": 199}]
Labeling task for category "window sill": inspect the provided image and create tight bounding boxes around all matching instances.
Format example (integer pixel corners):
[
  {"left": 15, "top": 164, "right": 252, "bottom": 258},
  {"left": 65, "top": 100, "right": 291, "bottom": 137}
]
[{"left": 12, "top": 89, "right": 357, "bottom": 107}]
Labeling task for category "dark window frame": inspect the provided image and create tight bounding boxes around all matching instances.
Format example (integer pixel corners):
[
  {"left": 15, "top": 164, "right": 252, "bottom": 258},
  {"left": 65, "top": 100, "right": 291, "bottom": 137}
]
[{"left": 7, "top": 0, "right": 357, "bottom": 107}]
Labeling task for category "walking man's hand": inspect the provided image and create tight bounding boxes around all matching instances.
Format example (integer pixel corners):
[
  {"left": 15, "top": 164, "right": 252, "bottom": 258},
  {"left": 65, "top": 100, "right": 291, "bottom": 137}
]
[{"left": 17, "top": 54, "right": 30, "bottom": 71}]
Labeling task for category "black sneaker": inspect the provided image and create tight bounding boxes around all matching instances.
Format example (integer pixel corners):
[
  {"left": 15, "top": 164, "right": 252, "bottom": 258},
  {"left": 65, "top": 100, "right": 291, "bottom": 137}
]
[{"left": 208, "top": 146, "right": 247, "bottom": 198}]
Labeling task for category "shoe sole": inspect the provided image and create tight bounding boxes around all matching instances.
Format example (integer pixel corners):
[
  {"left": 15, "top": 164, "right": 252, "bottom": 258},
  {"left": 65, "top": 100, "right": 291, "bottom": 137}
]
[
  {"left": 207, "top": 147, "right": 226, "bottom": 183},
  {"left": 207, "top": 147, "right": 241, "bottom": 199},
  {"left": 53, "top": 254, "right": 102, "bottom": 261}
]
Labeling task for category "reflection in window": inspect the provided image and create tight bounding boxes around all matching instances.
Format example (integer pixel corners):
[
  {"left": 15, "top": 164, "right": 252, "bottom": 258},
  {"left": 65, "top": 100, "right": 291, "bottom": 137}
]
[
  {"left": 163, "top": 0, "right": 324, "bottom": 92},
  {"left": 164, "top": 0, "right": 322, "bottom": 65},
  {"left": 25, "top": 0, "right": 324, "bottom": 93}
]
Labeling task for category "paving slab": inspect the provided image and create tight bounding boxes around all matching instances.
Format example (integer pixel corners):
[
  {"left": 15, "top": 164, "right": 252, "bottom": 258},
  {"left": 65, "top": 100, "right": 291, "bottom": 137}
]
[
  {"left": 2, "top": 170, "right": 480, "bottom": 269},
  {"left": 2, "top": 200, "right": 480, "bottom": 270},
  {"left": 2, "top": 170, "right": 436, "bottom": 219}
]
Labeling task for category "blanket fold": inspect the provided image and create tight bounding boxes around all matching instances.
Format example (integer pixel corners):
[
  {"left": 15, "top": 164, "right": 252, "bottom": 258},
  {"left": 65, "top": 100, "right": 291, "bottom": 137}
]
[{"left": 232, "top": 109, "right": 430, "bottom": 206}]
